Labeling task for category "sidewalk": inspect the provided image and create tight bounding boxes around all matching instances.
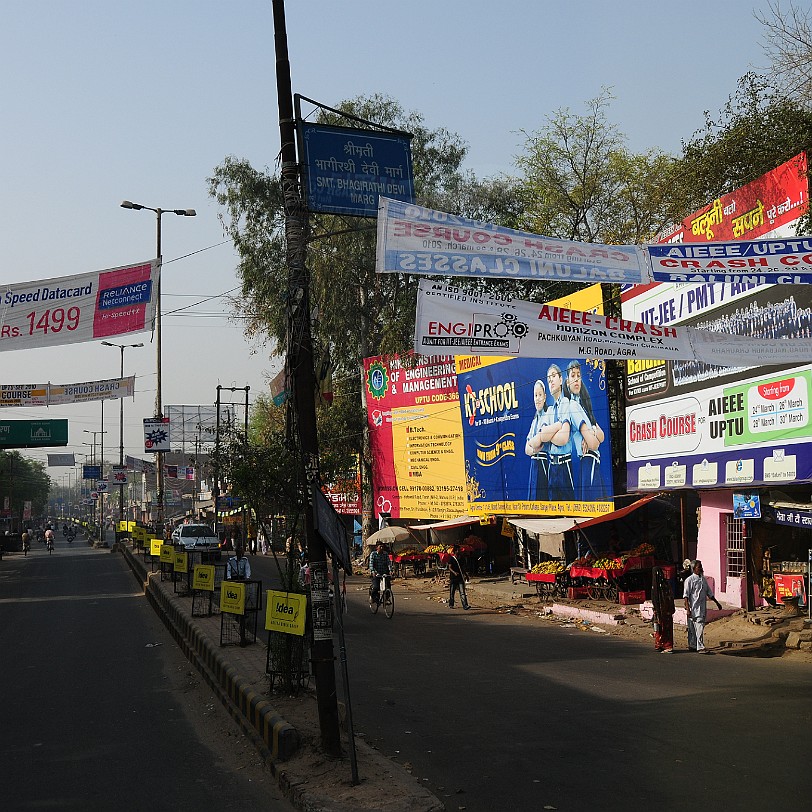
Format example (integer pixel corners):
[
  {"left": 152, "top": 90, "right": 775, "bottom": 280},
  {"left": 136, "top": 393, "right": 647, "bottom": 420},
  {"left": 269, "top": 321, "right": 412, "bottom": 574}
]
[{"left": 118, "top": 542, "right": 444, "bottom": 812}]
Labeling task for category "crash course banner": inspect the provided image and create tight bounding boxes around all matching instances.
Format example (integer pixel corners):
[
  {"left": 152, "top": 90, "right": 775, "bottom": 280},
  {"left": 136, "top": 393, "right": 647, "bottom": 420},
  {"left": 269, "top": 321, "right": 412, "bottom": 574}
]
[{"left": 415, "top": 280, "right": 812, "bottom": 366}]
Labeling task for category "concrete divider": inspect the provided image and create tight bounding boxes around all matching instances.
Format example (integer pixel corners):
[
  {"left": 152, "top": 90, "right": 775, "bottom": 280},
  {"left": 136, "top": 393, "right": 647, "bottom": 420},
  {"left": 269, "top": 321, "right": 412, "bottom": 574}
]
[{"left": 119, "top": 542, "right": 300, "bottom": 762}]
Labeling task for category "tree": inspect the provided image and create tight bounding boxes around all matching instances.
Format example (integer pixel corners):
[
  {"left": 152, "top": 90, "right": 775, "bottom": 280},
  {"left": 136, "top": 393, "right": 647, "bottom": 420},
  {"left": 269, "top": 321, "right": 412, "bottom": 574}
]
[
  {"left": 0, "top": 452, "right": 50, "bottom": 523},
  {"left": 676, "top": 73, "right": 812, "bottom": 235},
  {"left": 757, "top": 1, "right": 812, "bottom": 107},
  {"left": 209, "top": 95, "right": 519, "bottom": 535}
]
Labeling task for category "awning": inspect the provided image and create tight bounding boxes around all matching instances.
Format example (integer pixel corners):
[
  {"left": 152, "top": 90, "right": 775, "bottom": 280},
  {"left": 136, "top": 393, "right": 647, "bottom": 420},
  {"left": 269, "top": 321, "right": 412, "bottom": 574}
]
[
  {"left": 507, "top": 517, "right": 574, "bottom": 557},
  {"left": 572, "top": 494, "right": 658, "bottom": 530},
  {"left": 507, "top": 495, "right": 659, "bottom": 557},
  {"left": 407, "top": 515, "right": 480, "bottom": 531}
]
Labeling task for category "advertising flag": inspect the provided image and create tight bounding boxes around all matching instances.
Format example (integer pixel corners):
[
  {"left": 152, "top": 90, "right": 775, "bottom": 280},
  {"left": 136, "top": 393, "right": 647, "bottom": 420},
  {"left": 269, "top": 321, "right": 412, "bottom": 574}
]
[{"left": 0, "top": 261, "right": 158, "bottom": 352}]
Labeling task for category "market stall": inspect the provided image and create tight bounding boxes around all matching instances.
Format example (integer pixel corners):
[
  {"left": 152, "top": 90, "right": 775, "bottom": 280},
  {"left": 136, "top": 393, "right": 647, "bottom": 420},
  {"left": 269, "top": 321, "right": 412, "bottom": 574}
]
[{"left": 568, "top": 553, "right": 655, "bottom": 603}]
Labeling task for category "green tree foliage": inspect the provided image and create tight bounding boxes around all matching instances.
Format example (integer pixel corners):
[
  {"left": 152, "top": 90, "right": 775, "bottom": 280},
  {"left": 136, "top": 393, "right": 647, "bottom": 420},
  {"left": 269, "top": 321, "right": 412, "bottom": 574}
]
[
  {"left": 0, "top": 451, "right": 50, "bottom": 521},
  {"left": 675, "top": 74, "right": 812, "bottom": 234}
]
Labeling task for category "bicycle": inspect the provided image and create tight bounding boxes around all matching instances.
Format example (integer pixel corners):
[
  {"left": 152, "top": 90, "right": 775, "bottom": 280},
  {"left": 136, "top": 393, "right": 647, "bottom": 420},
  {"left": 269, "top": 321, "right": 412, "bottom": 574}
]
[{"left": 369, "top": 574, "right": 395, "bottom": 618}]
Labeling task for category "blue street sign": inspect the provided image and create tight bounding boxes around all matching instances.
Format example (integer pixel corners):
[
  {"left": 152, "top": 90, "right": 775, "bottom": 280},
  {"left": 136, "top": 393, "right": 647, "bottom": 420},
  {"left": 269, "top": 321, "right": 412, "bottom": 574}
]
[{"left": 300, "top": 123, "right": 414, "bottom": 217}]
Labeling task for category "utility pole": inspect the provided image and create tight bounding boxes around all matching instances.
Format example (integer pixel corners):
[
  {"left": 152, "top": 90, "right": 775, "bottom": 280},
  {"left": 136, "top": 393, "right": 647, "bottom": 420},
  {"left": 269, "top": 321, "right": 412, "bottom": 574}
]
[{"left": 272, "top": 0, "right": 341, "bottom": 756}]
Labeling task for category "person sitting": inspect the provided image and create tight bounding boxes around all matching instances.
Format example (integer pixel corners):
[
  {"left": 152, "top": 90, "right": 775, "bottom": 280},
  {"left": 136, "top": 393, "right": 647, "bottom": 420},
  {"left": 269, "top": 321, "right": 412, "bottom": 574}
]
[{"left": 227, "top": 545, "right": 251, "bottom": 580}]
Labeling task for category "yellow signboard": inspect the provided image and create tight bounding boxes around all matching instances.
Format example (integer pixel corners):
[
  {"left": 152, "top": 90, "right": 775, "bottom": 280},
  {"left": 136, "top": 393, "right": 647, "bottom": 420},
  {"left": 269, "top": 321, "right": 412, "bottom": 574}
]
[
  {"left": 501, "top": 518, "right": 515, "bottom": 538},
  {"left": 265, "top": 590, "right": 307, "bottom": 636},
  {"left": 159, "top": 544, "right": 175, "bottom": 563},
  {"left": 132, "top": 526, "right": 145, "bottom": 544},
  {"left": 192, "top": 564, "right": 215, "bottom": 591},
  {"left": 173, "top": 551, "right": 188, "bottom": 573},
  {"left": 150, "top": 538, "right": 162, "bottom": 557},
  {"left": 221, "top": 581, "right": 246, "bottom": 615}
]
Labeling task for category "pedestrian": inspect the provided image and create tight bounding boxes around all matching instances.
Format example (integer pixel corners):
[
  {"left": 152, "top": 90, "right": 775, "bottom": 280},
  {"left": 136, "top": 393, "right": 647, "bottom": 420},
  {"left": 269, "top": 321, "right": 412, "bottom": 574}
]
[
  {"left": 227, "top": 545, "right": 251, "bottom": 580},
  {"left": 683, "top": 559, "right": 722, "bottom": 653},
  {"left": 651, "top": 566, "right": 675, "bottom": 653},
  {"left": 447, "top": 544, "right": 470, "bottom": 610}
]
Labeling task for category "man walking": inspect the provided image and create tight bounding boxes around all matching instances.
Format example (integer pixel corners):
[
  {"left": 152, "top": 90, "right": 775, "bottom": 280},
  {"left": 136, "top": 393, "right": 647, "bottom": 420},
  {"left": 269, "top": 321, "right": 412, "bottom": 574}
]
[
  {"left": 448, "top": 545, "right": 470, "bottom": 610},
  {"left": 683, "top": 560, "right": 722, "bottom": 652}
]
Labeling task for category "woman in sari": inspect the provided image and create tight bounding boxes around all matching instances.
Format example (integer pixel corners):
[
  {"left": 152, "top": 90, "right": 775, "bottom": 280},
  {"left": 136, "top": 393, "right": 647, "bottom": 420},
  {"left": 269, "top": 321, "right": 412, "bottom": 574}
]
[{"left": 652, "top": 566, "right": 675, "bottom": 653}]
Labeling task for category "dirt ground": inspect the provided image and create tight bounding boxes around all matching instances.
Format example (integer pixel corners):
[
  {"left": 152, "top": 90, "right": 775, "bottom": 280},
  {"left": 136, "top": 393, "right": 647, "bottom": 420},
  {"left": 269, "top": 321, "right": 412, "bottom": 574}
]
[{"left": 253, "top": 575, "right": 812, "bottom": 812}]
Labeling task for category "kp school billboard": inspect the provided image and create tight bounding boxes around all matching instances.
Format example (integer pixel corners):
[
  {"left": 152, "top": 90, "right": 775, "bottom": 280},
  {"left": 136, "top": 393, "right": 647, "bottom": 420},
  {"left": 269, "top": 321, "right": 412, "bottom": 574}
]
[
  {"left": 623, "top": 153, "right": 812, "bottom": 491},
  {"left": 365, "top": 286, "right": 614, "bottom": 520}
]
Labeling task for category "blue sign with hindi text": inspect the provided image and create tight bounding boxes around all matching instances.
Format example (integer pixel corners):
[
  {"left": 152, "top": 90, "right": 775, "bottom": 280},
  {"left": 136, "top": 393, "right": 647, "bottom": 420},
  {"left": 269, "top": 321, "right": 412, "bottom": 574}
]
[{"left": 300, "top": 123, "right": 414, "bottom": 217}]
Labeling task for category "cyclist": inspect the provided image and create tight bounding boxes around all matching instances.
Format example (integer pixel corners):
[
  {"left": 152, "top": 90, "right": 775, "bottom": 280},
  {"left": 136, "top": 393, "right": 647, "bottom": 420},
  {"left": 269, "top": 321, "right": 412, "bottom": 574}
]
[
  {"left": 44, "top": 527, "right": 55, "bottom": 552},
  {"left": 369, "top": 542, "right": 391, "bottom": 603}
]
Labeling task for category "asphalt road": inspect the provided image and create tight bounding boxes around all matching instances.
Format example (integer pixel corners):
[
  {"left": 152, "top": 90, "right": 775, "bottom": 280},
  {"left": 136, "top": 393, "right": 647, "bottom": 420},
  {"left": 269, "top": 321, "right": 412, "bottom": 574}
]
[
  {"left": 326, "top": 569, "right": 808, "bottom": 812},
  {"left": 0, "top": 536, "right": 294, "bottom": 812}
]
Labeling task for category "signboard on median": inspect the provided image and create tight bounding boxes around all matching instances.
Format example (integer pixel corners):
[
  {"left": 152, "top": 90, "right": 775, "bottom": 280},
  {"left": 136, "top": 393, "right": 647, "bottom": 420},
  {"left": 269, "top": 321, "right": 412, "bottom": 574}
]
[{"left": 265, "top": 590, "right": 307, "bottom": 636}]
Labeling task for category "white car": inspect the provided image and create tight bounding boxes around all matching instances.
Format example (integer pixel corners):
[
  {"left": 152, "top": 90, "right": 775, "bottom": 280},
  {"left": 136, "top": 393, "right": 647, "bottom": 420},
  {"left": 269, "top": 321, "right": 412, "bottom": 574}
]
[{"left": 171, "top": 524, "right": 221, "bottom": 558}]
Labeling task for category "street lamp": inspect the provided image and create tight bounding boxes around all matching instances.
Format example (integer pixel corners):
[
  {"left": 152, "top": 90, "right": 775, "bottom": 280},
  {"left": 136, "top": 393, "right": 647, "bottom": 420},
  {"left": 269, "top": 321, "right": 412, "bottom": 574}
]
[
  {"left": 83, "top": 429, "right": 107, "bottom": 539},
  {"left": 101, "top": 340, "right": 143, "bottom": 521},
  {"left": 121, "top": 200, "right": 196, "bottom": 536}
]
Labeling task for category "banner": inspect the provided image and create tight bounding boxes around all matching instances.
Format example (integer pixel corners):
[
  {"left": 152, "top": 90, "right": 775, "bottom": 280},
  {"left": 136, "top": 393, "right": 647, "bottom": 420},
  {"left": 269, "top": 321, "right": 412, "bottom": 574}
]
[
  {"left": 647, "top": 238, "right": 812, "bottom": 284},
  {"left": 0, "top": 260, "right": 158, "bottom": 352},
  {"left": 0, "top": 376, "right": 135, "bottom": 408},
  {"left": 623, "top": 155, "right": 812, "bottom": 492},
  {"left": 415, "top": 280, "right": 812, "bottom": 365},
  {"left": 457, "top": 355, "right": 614, "bottom": 517},
  {"left": 47, "top": 453, "right": 76, "bottom": 467},
  {"left": 376, "top": 197, "right": 650, "bottom": 284},
  {"left": 364, "top": 354, "right": 467, "bottom": 519}
]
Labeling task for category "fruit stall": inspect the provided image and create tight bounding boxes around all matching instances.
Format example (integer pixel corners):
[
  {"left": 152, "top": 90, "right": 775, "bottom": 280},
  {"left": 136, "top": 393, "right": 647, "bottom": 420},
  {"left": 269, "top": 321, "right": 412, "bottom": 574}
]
[
  {"left": 526, "top": 560, "right": 567, "bottom": 599},
  {"left": 527, "top": 543, "right": 659, "bottom": 604}
]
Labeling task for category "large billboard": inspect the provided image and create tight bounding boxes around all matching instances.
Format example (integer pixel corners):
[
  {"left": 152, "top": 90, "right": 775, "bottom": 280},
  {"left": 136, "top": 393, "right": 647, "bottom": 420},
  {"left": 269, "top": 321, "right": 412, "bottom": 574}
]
[
  {"left": 366, "top": 286, "right": 614, "bottom": 520},
  {"left": 623, "top": 153, "right": 811, "bottom": 492},
  {"left": 456, "top": 354, "right": 614, "bottom": 518}
]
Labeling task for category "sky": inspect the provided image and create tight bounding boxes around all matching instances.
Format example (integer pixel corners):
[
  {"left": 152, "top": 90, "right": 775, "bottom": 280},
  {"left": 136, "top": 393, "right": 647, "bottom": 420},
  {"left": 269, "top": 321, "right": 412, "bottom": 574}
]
[{"left": 1, "top": 0, "right": 772, "bottom": 478}]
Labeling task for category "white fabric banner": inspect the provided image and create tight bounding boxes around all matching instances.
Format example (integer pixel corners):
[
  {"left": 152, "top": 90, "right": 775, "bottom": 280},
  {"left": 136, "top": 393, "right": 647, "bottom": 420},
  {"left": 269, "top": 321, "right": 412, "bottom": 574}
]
[
  {"left": 0, "top": 376, "right": 135, "bottom": 408},
  {"left": 414, "top": 280, "right": 812, "bottom": 365},
  {"left": 0, "top": 260, "right": 158, "bottom": 352},
  {"left": 376, "top": 197, "right": 651, "bottom": 285},
  {"left": 377, "top": 198, "right": 812, "bottom": 286}
]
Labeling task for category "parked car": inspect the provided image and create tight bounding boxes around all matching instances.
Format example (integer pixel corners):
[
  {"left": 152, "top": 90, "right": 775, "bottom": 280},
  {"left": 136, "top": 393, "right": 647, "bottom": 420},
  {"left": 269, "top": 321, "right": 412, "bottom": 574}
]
[{"left": 171, "top": 524, "right": 222, "bottom": 559}]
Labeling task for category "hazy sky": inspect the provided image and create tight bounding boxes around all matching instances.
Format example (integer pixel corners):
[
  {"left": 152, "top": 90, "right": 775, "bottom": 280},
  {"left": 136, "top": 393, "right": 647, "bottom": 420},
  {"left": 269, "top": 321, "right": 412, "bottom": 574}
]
[{"left": 1, "top": 1, "right": 770, "bottom": 474}]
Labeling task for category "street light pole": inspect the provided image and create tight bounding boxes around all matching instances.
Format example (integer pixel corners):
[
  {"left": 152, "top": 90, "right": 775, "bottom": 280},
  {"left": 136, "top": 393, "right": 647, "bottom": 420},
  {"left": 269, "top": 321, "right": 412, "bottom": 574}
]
[
  {"left": 101, "top": 341, "right": 143, "bottom": 521},
  {"left": 121, "top": 200, "right": 195, "bottom": 536}
]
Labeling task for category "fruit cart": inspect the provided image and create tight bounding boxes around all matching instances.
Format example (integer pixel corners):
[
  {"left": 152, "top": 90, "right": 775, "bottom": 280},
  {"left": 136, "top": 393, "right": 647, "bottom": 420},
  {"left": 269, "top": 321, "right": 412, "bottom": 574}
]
[
  {"left": 569, "top": 555, "right": 655, "bottom": 602},
  {"left": 392, "top": 552, "right": 430, "bottom": 578},
  {"left": 526, "top": 570, "right": 568, "bottom": 600}
]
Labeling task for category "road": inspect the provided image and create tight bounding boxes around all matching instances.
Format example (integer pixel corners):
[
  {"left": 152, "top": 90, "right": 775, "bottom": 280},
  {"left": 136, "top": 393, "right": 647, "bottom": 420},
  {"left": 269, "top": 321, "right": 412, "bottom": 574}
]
[
  {"left": 0, "top": 536, "right": 294, "bottom": 812},
  {"left": 279, "top": 561, "right": 806, "bottom": 812}
]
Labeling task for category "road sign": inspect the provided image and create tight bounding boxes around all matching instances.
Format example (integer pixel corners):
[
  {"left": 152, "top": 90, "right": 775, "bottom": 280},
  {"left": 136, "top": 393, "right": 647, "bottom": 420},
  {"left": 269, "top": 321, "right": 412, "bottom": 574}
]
[{"left": 0, "top": 419, "right": 68, "bottom": 448}]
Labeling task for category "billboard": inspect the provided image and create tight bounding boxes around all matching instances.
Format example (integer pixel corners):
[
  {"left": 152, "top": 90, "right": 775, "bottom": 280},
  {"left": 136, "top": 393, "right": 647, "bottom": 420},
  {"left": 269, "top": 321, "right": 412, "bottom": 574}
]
[
  {"left": 364, "top": 354, "right": 467, "bottom": 520},
  {"left": 623, "top": 153, "right": 811, "bottom": 492},
  {"left": 366, "top": 286, "right": 614, "bottom": 519},
  {"left": 457, "top": 355, "right": 613, "bottom": 518},
  {"left": 0, "top": 261, "right": 158, "bottom": 352}
]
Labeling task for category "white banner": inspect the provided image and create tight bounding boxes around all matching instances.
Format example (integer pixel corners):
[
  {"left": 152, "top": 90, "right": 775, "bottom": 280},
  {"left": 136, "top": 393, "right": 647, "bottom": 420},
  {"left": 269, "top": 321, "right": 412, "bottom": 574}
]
[
  {"left": 0, "top": 260, "right": 158, "bottom": 352},
  {"left": 0, "top": 376, "right": 135, "bottom": 408},
  {"left": 376, "top": 197, "right": 651, "bottom": 284},
  {"left": 415, "top": 280, "right": 812, "bottom": 365}
]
